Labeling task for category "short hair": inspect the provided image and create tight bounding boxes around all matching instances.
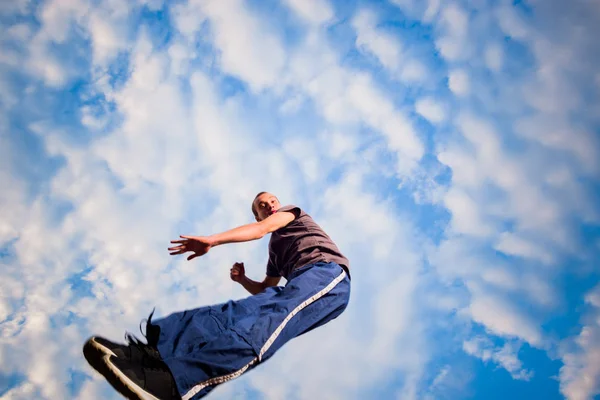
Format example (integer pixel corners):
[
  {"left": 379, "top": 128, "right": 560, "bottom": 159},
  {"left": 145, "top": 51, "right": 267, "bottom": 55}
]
[{"left": 251, "top": 191, "right": 268, "bottom": 217}]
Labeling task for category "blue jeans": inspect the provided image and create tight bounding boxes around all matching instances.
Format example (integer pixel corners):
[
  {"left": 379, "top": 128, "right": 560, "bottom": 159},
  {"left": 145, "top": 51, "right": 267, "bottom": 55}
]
[{"left": 153, "top": 261, "right": 351, "bottom": 400}]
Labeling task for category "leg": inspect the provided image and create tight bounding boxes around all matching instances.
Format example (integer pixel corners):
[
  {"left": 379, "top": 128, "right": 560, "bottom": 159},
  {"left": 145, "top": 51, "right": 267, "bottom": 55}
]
[{"left": 154, "top": 262, "right": 350, "bottom": 400}]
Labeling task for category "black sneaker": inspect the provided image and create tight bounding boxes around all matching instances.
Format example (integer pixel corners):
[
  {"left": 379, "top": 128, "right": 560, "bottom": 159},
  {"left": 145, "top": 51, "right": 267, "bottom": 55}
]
[
  {"left": 83, "top": 311, "right": 162, "bottom": 379},
  {"left": 83, "top": 335, "right": 161, "bottom": 372},
  {"left": 102, "top": 354, "right": 180, "bottom": 400}
]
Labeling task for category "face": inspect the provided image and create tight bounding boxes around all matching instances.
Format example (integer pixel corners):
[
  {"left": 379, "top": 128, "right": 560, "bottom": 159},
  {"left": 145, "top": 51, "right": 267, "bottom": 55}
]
[{"left": 253, "top": 192, "right": 281, "bottom": 221}]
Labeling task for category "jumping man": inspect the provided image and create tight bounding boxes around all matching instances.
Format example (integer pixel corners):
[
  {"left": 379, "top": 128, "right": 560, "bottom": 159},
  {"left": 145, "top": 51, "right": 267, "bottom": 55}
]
[{"left": 83, "top": 192, "right": 351, "bottom": 400}]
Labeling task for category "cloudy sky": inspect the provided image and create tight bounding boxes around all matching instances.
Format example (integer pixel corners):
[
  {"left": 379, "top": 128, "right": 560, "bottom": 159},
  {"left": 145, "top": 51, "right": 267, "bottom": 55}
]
[{"left": 1, "top": 0, "right": 600, "bottom": 399}]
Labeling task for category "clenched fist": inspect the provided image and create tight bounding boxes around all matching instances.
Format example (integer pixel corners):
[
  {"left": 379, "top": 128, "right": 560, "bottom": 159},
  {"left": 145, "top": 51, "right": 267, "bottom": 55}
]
[{"left": 230, "top": 262, "right": 246, "bottom": 283}]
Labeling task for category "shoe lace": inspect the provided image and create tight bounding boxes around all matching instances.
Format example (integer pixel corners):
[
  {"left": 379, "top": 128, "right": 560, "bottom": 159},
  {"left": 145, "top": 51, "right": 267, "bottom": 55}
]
[
  {"left": 124, "top": 332, "right": 164, "bottom": 364},
  {"left": 123, "top": 311, "right": 162, "bottom": 363}
]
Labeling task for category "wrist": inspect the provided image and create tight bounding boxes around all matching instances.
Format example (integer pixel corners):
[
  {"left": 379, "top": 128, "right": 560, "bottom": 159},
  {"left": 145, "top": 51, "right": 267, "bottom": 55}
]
[{"left": 207, "top": 235, "right": 219, "bottom": 247}]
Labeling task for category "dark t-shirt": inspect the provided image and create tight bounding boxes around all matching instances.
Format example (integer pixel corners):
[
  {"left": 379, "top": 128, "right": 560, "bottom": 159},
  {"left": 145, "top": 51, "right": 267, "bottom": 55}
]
[{"left": 266, "top": 205, "right": 350, "bottom": 280}]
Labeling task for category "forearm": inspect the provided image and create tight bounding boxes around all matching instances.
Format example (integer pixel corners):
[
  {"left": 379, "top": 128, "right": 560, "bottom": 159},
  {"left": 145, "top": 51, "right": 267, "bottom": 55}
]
[
  {"left": 209, "top": 223, "right": 266, "bottom": 247},
  {"left": 238, "top": 276, "right": 266, "bottom": 295}
]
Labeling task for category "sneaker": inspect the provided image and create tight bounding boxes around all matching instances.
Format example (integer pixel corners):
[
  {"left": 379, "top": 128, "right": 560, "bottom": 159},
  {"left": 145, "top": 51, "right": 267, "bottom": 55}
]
[
  {"left": 102, "top": 354, "right": 180, "bottom": 400},
  {"left": 83, "top": 335, "right": 161, "bottom": 373},
  {"left": 83, "top": 311, "right": 162, "bottom": 379}
]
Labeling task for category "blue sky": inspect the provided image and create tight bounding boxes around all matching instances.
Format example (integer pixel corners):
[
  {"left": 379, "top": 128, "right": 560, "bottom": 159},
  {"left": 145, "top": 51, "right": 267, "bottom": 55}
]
[{"left": 1, "top": 0, "right": 599, "bottom": 399}]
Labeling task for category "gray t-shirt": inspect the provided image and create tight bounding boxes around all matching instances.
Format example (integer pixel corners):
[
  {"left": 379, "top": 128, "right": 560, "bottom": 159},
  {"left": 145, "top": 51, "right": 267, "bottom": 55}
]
[{"left": 266, "top": 205, "right": 350, "bottom": 280}]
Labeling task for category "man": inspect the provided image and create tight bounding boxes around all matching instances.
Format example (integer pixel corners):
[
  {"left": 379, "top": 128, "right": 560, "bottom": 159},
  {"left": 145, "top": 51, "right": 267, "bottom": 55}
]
[{"left": 83, "top": 192, "right": 351, "bottom": 400}]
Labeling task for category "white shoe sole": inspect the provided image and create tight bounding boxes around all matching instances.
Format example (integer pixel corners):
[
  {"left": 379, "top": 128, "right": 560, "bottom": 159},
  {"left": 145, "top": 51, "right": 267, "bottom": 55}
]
[
  {"left": 102, "top": 354, "right": 162, "bottom": 400},
  {"left": 88, "top": 337, "right": 117, "bottom": 357}
]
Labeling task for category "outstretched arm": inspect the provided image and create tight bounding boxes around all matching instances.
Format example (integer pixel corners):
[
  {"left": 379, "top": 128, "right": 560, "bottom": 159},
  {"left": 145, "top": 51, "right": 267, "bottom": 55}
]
[
  {"left": 168, "top": 211, "right": 295, "bottom": 260},
  {"left": 211, "top": 211, "right": 296, "bottom": 245}
]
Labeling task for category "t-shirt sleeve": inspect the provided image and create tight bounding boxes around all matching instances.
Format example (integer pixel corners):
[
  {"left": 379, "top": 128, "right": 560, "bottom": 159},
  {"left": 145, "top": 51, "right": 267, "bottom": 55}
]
[
  {"left": 266, "top": 257, "right": 280, "bottom": 277},
  {"left": 276, "top": 204, "right": 302, "bottom": 219}
]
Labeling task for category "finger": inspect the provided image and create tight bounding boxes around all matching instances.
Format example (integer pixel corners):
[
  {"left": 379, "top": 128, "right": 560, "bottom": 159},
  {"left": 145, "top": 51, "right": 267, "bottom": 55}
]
[
  {"left": 187, "top": 253, "right": 198, "bottom": 261},
  {"left": 180, "top": 235, "right": 196, "bottom": 239},
  {"left": 170, "top": 240, "right": 187, "bottom": 244},
  {"left": 168, "top": 245, "right": 185, "bottom": 251},
  {"left": 169, "top": 250, "right": 187, "bottom": 256}
]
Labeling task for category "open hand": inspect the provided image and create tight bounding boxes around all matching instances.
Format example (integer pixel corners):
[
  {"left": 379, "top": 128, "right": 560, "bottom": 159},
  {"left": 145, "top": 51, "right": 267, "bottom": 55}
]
[
  {"left": 230, "top": 262, "right": 246, "bottom": 282},
  {"left": 168, "top": 235, "right": 212, "bottom": 261}
]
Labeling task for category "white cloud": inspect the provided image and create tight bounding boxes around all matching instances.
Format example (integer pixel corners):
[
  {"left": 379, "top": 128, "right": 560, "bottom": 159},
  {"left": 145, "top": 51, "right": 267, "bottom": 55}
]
[
  {"left": 559, "top": 284, "right": 600, "bottom": 400},
  {"left": 35, "top": 0, "right": 91, "bottom": 44},
  {"left": 0, "top": 147, "right": 28, "bottom": 244},
  {"left": 139, "top": 0, "right": 164, "bottom": 11},
  {"left": 424, "top": 364, "right": 472, "bottom": 400},
  {"left": 435, "top": 3, "right": 471, "bottom": 61},
  {"left": 484, "top": 43, "right": 504, "bottom": 72},
  {"left": 496, "top": 5, "right": 530, "bottom": 41},
  {"left": 449, "top": 114, "right": 571, "bottom": 248},
  {"left": 283, "top": 30, "right": 424, "bottom": 176},
  {"left": 19, "top": 0, "right": 136, "bottom": 86},
  {"left": 437, "top": 148, "right": 483, "bottom": 188},
  {"left": 317, "top": 129, "right": 359, "bottom": 160},
  {"left": 448, "top": 69, "right": 470, "bottom": 96},
  {"left": 171, "top": 0, "right": 288, "bottom": 91},
  {"left": 171, "top": 0, "right": 207, "bottom": 40},
  {"left": 284, "top": 0, "right": 334, "bottom": 25},
  {"left": 400, "top": 59, "right": 429, "bottom": 83},
  {"left": 441, "top": 3, "right": 468, "bottom": 38},
  {"left": 353, "top": 9, "right": 402, "bottom": 72},
  {"left": 443, "top": 188, "right": 492, "bottom": 237},
  {"left": 282, "top": 138, "right": 321, "bottom": 184},
  {"left": 1, "top": 382, "right": 41, "bottom": 399},
  {"left": 278, "top": 92, "right": 305, "bottom": 114},
  {"left": 0, "top": 0, "right": 31, "bottom": 15},
  {"left": 415, "top": 97, "right": 447, "bottom": 124},
  {"left": 87, "top": 10, "right": 128, "bottom": 65},
  {"left": 201, "top": 0, "right": 287, "bottom": 92},
  {"left": 346, "top": 74, "right": 424, "bottom": 174},
  {"left": 6, "top": 23, "right": 33, "bottom": 41},
  {"left": 427, "top": 232, "right": 555, "bottom": 371},
  {"left": 494, "top": 232, "right": 554, "bottom": 265},
  {"left": 466, "top": 289, "right": 542, "bottom": 346},
  {"left": 352, "top": 9, "right": 429, "bottom": 84},
  {"left": 389, "top": 0, "right": 440, "bottom": 22},
  {"left": 423, "top": 0, "right": 441, "bottom": 22},
  {"left": 515, "top": 114, "right": 599, "bottom": 176},
  {"left": 463, "top": 336, "right": 533, "bottom": 380},
  {"left": 26, "top": 41, "right": 68, "bottom": 87},
  {"left": 433, "top": 99, "right": 594, "bottom": 359}
]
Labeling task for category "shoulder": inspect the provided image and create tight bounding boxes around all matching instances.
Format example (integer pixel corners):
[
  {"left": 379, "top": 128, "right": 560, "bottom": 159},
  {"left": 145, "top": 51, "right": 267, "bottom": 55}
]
[
  {"left": 276, "top": 205, "right": 304, "bottom": 219},
  {"left": 260, "top": 205, "right": 303, "bottom": 234}
]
